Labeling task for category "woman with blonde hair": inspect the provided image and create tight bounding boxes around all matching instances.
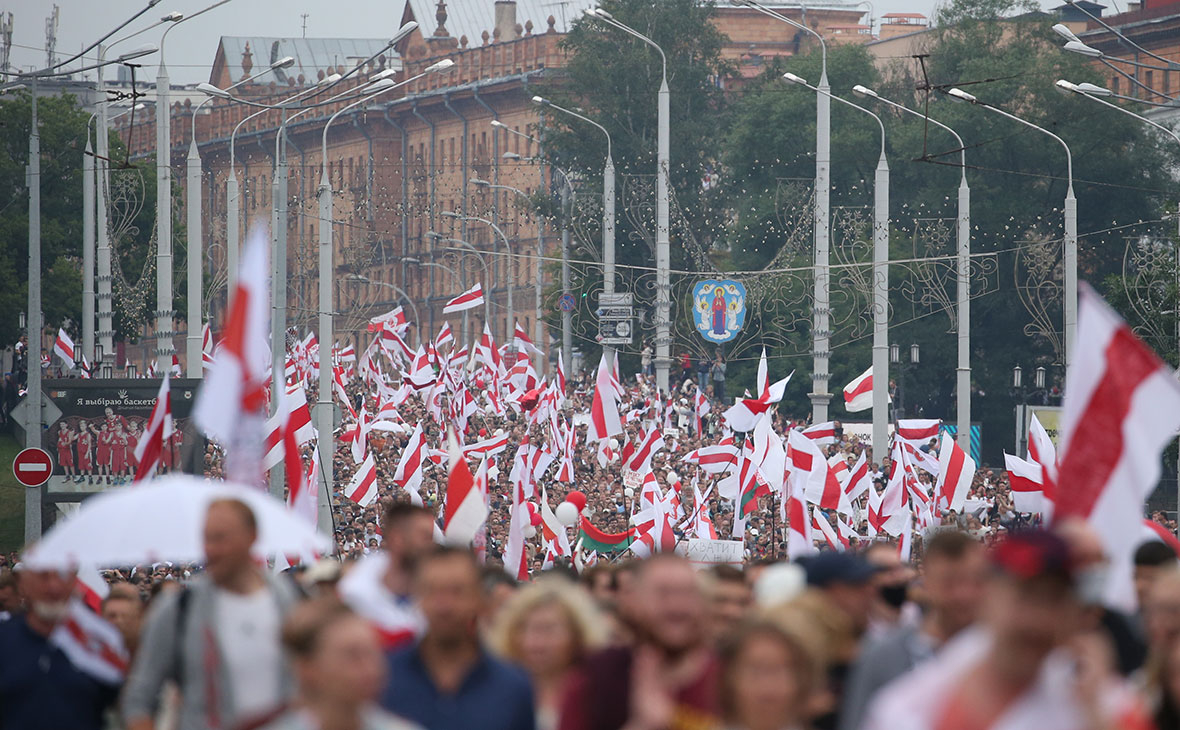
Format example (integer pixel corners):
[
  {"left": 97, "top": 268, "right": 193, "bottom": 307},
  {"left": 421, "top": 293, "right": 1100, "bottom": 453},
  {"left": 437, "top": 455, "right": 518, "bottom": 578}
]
[{"left": 488, "top": 576, "right": 608, "bottom": 730}]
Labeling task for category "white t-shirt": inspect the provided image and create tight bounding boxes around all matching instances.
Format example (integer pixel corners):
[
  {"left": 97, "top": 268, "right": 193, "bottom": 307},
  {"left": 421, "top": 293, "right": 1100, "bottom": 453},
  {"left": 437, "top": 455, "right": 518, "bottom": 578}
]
[{"left": 216, "top": 586, "right": 284, "bottom": 723}]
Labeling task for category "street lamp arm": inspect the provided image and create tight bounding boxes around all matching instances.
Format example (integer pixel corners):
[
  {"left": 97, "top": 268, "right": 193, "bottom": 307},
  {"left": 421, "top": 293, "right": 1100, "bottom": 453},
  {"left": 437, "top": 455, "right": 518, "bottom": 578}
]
[
  {"left": 160, "top": 0, "right": 233, "bottom": 67},
  {"left": 1096, "top": 57, "right": 1174, "bottom": 102},
  {"left": 860, "top": 88, "right": 966, "bottom": 176},
  {"left": 46, "top": 0, "right": 164, "bottom": 72},
  {"left": 592, "top": 14, "right": 667, "bottom": 82},
  {"left": 1063, "top": 0, "right": 1174, "bottom": 67},
  {"left": 194, "top": 60, "right": 290, "bottom": 144},
  {"left": 534, "top": 97, "right": 612, "bottom": 161},
  {"left": 957, "top": 93, "right": 1072, "bottom": 193},
  {"left": 1057, "top": 79, "right": 1180, "bottom": 147},
  {"left": 789, "top": 77, "right": 884, "bottom": 158}
]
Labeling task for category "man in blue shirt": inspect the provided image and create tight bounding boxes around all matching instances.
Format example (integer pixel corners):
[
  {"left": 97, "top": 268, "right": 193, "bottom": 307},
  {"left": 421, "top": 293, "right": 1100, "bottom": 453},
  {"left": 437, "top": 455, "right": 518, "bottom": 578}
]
[
  {"left": 0, "top": 567, "right": 119, "bottom": 730},
  {"left": 381, "top": 547, "right": 535, "bottom": 730}
]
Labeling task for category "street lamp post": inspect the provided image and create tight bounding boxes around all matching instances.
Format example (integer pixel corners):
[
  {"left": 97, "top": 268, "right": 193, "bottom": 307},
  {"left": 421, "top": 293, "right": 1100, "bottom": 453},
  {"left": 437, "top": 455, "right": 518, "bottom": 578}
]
[
  {"left": 185, "top": 56, "right": 293, "bottom": 377},
  {"left": 447, "top": 204, "right": 515, "bottom": 342},
  {"left": 1009, "top": 363, "right": 1049, "bottom": 457},
  {"left": 736, "top": 0, "right": 832, "bottom": 422},
  {"left": 348, "top": 275, "right": 421, "bottom": 339},
  {"left": 585, "top": 8, "right": 671, "bottom": 392},
  {"left": 854, "top": 84, "right": 973, "bottom": 454},
  {"left": 155, "top": 1, "right": 235, "bottom": 375},
  {"left": 947, "top": 87, "right": 1076, "bottom": 370},
  {"left": 785, "top": 73, "right": 890, "bottom": 460},
  {"left": 531, "top": 95, "right": 616, "bottom": 363},
  {"left": 314, "top": 59, "right": 451, "bottom": 523}
]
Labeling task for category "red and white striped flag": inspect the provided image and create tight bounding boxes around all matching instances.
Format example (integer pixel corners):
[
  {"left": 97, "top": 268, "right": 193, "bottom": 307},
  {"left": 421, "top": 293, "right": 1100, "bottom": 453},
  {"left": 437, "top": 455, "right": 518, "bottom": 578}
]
[
  {"left": 194, "top": 228, "right": 270, "bottom": 479},
  {"left": 812, "top": 507, "right": 846, "bottom": 551},
  {"left": 586, "top": 351, "right": 623, "bottom": 444},
  {"left": 54, "top": 328, "right": 75, "bottom": 370},
  {"left": 934, "top": 432, "right": 975, "bottom": 513},
  {"left": 786, "top": 471, "right": 816, "bottom": 560},
  {"left": 442, "top": 283, "right": 485, "bottom": 313},
  {"left": 802, "top": 421, "right": 837, "bottom": 445},
  {"left": 1054, "top": 285, "right": 1180, "bottom": 610},
  {"left": 843, "top": 366, "right": 874, "bottom": 412},
  {"left": 132, "top": 373, "right": 173, "bottom": 483},
  {"left": 442, "top": 430, "right": 488, "bottom": 546},
  {"left": 1004, "top": 452, "right": 1048, "bottom": 515},
  {"left": 393, "top": 424, "right": 428, "bottom": 500},
  {"left": 289, "top": 446, "right": 319, "bottom": 526},
  {"left": 345, "top": 453, "right": 379, "bottom": 507},
  {"left": 201, "top": 323, "right": 215, "bottom": 370},
  {"left": 788, "top": 429, "right": 848, "bottom": 514},
  {"left": 844, "top": 451, "right": 872, "bottom": 503},
  {"left": 894, "top": 418, "right": 941, "bottom": 446},
  {"left": 49, "top": 597, "right": 129, "bottom": 686}
]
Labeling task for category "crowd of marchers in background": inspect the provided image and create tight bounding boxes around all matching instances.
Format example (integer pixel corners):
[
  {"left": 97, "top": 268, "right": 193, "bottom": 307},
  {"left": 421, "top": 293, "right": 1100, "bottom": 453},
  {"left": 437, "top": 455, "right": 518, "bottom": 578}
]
[{"left": 3, "top": 497, "right": 1180, "bottom": 730}]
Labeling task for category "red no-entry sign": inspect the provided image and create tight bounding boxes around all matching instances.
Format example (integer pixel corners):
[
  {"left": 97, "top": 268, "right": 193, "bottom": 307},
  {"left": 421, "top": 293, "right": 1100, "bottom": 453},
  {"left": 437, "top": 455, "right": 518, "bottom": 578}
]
[{"left": 12, "top": 448, "right": 53, "bottom": 488}]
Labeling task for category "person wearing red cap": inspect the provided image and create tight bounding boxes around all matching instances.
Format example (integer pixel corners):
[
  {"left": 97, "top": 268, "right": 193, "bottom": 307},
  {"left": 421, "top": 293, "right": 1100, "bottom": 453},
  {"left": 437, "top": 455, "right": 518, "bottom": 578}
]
[{"left": 862, "top": 530, "right": 1150, "bottom": 730}]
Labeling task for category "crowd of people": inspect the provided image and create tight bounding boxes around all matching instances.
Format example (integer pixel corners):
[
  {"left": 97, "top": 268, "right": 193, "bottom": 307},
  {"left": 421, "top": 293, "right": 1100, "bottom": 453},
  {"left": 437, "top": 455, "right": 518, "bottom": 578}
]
[{"left": 3, "top": 342, "right": 1180, "bottom": 730}]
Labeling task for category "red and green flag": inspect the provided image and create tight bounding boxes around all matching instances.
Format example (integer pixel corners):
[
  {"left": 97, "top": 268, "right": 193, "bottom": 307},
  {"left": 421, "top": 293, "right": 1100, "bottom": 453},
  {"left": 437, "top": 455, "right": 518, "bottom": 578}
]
[{"left": 578, "top": 520, "right": 638, "bottom": 554}]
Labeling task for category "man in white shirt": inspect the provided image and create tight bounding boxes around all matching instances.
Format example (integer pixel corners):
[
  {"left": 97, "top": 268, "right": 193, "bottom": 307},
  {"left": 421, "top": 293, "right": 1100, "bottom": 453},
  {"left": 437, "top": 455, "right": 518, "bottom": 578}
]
[{"left": 124, "top": 498, "right": 303, "bottom": 730}]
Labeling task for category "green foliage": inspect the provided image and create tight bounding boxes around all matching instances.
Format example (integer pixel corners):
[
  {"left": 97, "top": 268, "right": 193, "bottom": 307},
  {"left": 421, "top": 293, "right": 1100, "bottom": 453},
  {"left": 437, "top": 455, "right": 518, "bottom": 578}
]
[{"left": 0, "top": 91, "right": 166, "bottom": 351}]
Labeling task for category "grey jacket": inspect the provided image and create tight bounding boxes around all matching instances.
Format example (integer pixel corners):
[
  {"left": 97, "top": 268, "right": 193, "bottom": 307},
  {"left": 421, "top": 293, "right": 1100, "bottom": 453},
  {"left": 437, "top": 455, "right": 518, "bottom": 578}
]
[
  {"left": 839, "top": 623, "right": 937, "bottom": 730},
  {"left": 121, "top": 573, "right": 303, "bottom": 730}
]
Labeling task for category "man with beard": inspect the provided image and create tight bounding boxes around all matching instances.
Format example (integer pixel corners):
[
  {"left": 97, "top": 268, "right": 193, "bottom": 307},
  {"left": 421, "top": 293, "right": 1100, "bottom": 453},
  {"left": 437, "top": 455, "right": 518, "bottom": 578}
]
[
  {"left": 338, "top": 501, "right": 435, "bottom": 648},
  {"left": 0, "top": 567, "right": 120, "bottom": 729},
  {"left": 558, "top": 554, "right": 720, "bottom": 730}
]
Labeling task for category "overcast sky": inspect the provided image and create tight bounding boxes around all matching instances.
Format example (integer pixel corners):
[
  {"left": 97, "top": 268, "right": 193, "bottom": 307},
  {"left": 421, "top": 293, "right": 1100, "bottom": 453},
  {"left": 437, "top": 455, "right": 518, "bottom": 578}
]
[{"left": 9, "top": 0, "right": 1056, "bottom": 85}]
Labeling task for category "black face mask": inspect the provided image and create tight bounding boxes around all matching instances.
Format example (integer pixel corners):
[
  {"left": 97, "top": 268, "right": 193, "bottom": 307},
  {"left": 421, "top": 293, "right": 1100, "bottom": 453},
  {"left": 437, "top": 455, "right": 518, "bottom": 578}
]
[{"left": 879, "top": 583, "right": 908, "bottom": 609}]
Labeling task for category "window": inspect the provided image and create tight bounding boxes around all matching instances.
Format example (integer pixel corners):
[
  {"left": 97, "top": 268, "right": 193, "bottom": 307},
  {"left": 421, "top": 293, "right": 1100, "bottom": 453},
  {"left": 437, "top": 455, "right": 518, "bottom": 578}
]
[
  {"left": 1146, "top": 70, "right": 1154, "bottom": 99},
  {"left": 1112, "top": 76, "right": 1121, "bottom": 95}
]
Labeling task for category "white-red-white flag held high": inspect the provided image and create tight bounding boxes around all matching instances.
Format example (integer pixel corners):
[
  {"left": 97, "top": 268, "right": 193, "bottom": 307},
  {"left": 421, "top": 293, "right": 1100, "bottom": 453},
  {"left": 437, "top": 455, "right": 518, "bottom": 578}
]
[
  {"left": 194, "top": 227, "right": 270, "bottom": 451},
  {"left": 843, "top": 366, "right": 874, "bottom": 412},
  {"left": 787, "top": 429, "right": 848, "bottom": 514},
  {"left": 132, "top": 373, "right": 173, "bottom": 483},
  {"left": 894, "top": 418, "right": 941, "bottom": 446},
  {"left": 443, "top": 430, "right": 488, "bottom": 546},
  {"left": 442, "top": 283, "right": 485, "bottom": 313},
  {"left": 1028, "top": 412, "right": 1058, "bottom": 503},
  {"left": 393, "top": 423, "right": 428, "bottom": 498},
  {"left": 802, "top": 421, "right": 837, "bottom": 445},
  {"left": 586, "top": 351, "right": 623, "bottom": 443},
  {"left": 934, "top": 432, "right": 975, "bottom": 512},
  {"left": 345, "top": 453, "right": 379, "bottom": 507},
  {"left": 1004, "top": 452, "right": 1048, "bottom": 515},
  {"left": 1054, "top": 285, "right": 1180, "bottom": 610},
  {"left": 54, "top": 328, "right": 75, "bottom": 370}
]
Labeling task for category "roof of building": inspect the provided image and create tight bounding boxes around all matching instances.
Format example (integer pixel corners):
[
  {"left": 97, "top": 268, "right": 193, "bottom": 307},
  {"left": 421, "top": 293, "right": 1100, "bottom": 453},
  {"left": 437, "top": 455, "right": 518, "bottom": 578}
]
[
  {"left": 404, "top": 0, "right": 597, "bottom": 44},
  {"left": 881, "top": 12, "right": 929, "bottom": 19},
  {"left": 214, "top": 37, "right": 398, "bottom": 86}
]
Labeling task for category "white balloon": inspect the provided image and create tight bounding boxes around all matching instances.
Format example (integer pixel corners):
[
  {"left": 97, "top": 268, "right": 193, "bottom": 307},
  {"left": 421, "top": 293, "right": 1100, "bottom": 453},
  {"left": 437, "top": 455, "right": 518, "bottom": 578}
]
[
  {"left": 608, "top": 438, "right": 619, "bottom": 451},
  {"left": 555, "top": 501, "right": 579, "bottom": 526},
  {"left": 749, "top": 528, "right": 760, "bottom": 537},
  {"left": 582, "top": 506, "right": 594, "bottom": 517},
  {"left": 522, "top": 525, "right": 537, "bottom": 539},
  {"left": 624, "top": 487, "right": 635, "bottom": 498}
]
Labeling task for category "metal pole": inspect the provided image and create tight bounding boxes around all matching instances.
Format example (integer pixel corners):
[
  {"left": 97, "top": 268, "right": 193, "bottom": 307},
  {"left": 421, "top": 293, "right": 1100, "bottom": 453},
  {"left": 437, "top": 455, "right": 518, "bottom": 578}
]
[
  {"left": 956, "top": 172, "right": 971, "bottom": 452},
  {"left": 156, "top": 58, "right": 174, "bottom": 374},
  {"left": 1064, "top": 187, "right": 1077, "bottom": 367},
  {"left": 871, "top": 150, "right": 889, "bottom": 461},
  {"left": 655, "top": 73, "right": 671, "bottom": 393},
  {"left": 812, "top": 66, "right": 832, "bottom": 423},
  {"left": 603, "top": 153, "right": 616, "bottom": 363},
  {"left": 96, "top": 54, "right": 114, "bottom": 371},
  {"left": 270, "top": 112, "right": 289, "bottom": 498},
  {"left": 561, "top": 182, "right": 572, "bottom": 373},
  {"left": 26, "top": 76, "right": 42, "bottom": 541},
  {"left": 185, "top": 138, "right": 201, "bottom": 377},
  {"left": 82, "top": 135, "right": 95, "bottom": 364},
  {"left": 226, "top": 168, "right": 239, "bottom": 290},
  {"left": 316, "top": 169, "right": 334, "bottom": 534}
]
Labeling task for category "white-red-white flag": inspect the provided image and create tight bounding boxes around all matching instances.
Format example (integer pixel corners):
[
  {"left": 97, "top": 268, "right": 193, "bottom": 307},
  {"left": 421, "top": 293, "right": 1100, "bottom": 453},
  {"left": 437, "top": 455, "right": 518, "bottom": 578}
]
[
  {"left": 49, "top": 597, "right": 129, "bottom": 685},
  {"left": 786, "top": 470, "right": 816, "bottom": 560},
  {"left": 895, "top": 419, "right": 941, "bottom": 446},
  {"left": 393, "top": 424, "right": 428, "bottom": 501},
  {"left": 1004, "top": 452, "right": 1048, "bottom": 515},
  {"left": 194, "top": 227, "right": 270, "bottom": 476},
  {"left": 586, "top": 351, "right": 623, "bottom": 443},
  {"left": 1054, "top": 285, "right": 1180, "bottom": 610},
  {"left": 812, "top": 507, "right": 846, "bottom": 551},
  {"left": 934, "top": 432, "right": 975, "bottom": 513},
  {"left": 802, "top": 421, "right": 837, "bottom": 445},
  {"left": 132, "top": 373, "right": 173, "bottom": 483},
  {"left": 345, "top": 453, "right": 379, "bottom": 507},
  {"left": 787, "top": 429, "right": 848, "bottom": 514},
  {"left": 54, "top": 328, "right": 75, "bottom": 370},
  {"left": 442, "top": 283, "right": 485, "bottom": 313},
  {"left": 442, "top": 430, "right": 488, "bottom": 546},
  {"left": 289, "top": 445, "right": 320, "bottom": 526},
  {"left": 843, "top": 365, "right": 875, "bottom": 412}
]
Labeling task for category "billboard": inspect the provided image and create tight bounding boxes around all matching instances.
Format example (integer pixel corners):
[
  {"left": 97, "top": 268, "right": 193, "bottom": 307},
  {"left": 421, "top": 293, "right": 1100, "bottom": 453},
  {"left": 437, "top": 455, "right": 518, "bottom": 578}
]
[{"left": 40, "top": 379, "right": 201, "bottom": 494}]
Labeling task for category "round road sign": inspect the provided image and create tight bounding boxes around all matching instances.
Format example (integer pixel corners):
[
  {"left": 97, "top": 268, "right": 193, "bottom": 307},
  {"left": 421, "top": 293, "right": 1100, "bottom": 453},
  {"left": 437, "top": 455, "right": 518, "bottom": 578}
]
[
  {"left": 13, "top": 447, "right": 53, "bottom": 488},
  {"left": 559, "top": 293, "right": 576, "bottom": 312}
]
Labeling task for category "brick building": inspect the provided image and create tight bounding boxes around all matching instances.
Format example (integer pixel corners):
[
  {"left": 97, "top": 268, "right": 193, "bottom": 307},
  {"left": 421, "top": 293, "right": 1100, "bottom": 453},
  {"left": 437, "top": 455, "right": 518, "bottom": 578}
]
[{"left": 118, "top": 0, "right": 878, "bottom": 372}]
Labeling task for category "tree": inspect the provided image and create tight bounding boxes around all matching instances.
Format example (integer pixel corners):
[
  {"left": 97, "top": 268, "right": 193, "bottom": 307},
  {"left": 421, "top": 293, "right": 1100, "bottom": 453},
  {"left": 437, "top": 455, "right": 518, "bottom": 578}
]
[
  {"left": 533, "top": 0, "right": 731, "bottom": 368},
  {"left": 0, "top": 92, "right": 165, "bottom": 352}
]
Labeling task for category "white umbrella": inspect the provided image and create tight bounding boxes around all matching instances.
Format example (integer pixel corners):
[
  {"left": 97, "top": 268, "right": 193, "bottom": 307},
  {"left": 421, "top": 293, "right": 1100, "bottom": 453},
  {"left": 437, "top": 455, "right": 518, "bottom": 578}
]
[{"left": 22, "top": 475, "right": 334, "bottom": 570}]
